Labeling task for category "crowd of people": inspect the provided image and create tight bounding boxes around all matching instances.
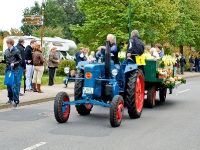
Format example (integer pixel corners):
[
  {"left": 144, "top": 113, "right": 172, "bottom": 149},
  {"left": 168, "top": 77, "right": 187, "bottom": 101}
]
[{"left": 0, "top": 38, "right": 60, "bottom": 107}]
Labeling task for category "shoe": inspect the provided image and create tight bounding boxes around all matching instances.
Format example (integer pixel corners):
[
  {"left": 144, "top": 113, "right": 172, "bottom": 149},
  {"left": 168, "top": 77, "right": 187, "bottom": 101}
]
[
  {"left": 6, "top": 99, "right": 13, "bottom": 104},
  {"left": 19, "top": 93, "right": 23, "bottom": 96},
  {"left": 169, "top": 92, "right": 172, "bottom": 94},
  {"left": 32, "top": 83, "right": 38, "bottom": 92},
  {"left": 37, "top": 84, "right": 43, "bottom": 93},
  {"left": 13, "top": 102, "right": 18, "bottom": 107}
]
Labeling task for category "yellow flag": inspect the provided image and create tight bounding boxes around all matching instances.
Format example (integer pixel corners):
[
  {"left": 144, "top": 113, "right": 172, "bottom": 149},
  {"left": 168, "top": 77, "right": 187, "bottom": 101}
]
[{"left": 135, "top": 56, "right": 146, "bottom": 65}]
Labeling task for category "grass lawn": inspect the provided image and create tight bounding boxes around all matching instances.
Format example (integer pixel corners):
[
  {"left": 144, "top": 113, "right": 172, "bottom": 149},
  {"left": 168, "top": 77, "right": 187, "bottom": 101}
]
[{"left": 0, "top": 74, "right": 66, "bottom": 90}]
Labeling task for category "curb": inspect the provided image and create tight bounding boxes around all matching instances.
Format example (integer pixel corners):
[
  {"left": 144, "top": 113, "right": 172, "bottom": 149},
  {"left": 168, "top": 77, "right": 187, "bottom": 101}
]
[{"left": 0, "top": 93, "right": 74, "bottom": 110}]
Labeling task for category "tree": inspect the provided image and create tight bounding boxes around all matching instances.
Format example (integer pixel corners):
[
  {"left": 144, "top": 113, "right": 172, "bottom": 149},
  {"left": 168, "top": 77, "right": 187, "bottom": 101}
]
[
  {"left": 70, "top": 0, "right": 180, "bottom": 49},
  {"left": 32, "top": 26, "right": 65, "bottom": 38},
  {"left": 56, "top": 0, "right": 85, "bottom": 40},
  {"left": 167, "top": 0, "right": 200, "bottom": 54}
]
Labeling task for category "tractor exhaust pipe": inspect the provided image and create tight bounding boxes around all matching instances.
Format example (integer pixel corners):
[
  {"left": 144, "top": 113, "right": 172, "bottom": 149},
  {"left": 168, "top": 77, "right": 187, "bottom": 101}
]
[{"left": 105, "top": 41, "right": 111, "bottom": 79}]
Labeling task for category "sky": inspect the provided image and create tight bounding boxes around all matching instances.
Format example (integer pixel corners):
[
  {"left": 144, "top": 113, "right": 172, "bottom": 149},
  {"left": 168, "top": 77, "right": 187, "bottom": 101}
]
[{"left": 0, "top": 0, "right": 43, "bottom": 31}]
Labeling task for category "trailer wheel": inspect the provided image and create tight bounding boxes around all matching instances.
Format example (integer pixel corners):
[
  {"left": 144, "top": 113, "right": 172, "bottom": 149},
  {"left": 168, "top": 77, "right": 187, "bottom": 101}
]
[
  {"left": 146, "top": 85, "right": 156, "bottom": 108},
  {"left": 126, "top": 69, "right": 145, "bottom": 119},
  {"left": 159, "top": 88, "right": 167, "bottom": 102},
  {"left": 54, "top": 92, "right": 70, "bottom": 123},
  {"left": 74, "top": 69, "right": 92, "bottom": 115},
  {"left": 110, "top": 95, "right": 124, "bottom": 127}
]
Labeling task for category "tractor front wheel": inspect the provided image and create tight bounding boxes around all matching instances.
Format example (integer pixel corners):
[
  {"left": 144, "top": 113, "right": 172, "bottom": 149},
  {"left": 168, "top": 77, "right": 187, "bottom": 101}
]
[
  {"left": 110, "top": 95, "right": 124, "bottom": 127},
  {"left": 54, "top": 92, "right": 70, "bottom": 123},
  {"left": 126, "top": 69, "right": 145, "bottom": 119},
  {"left": 74, "top": 69, "right": 92, "bottom": 115},
  {"left": 146, "top": 85, "right": 156, "bottom": 108}
]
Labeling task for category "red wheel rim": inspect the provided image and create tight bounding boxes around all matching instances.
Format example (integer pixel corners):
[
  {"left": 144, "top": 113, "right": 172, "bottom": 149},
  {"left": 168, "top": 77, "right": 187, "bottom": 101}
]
[
  {"left": 116, "top": 101, "right": 124, "bottom": 122},
  {"left": 85, "top": 103, "right": 92, "bottom": 110},
  {"left": 62, "top": 97, "right": 70, "bottom": 118},
  {"left": 152, "top": 86, "right": 156, "bottom": 105},
  {"left": 135, "top": 74, "right": 144, "bottom": 113}
]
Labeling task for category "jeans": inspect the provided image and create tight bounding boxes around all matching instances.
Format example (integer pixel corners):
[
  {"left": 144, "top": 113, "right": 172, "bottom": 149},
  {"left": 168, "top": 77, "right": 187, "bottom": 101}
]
[
  {"left": 26, "top": 65, "right": 34, "bottom": 90},
  {"left": 180, "top": 66, "right": 184, "bottom": 74},
  {"left": 195, "top": 66, "right": 200, "bottom": 72},
  {"left": 7, "top": 71, "right": 20, "bottom": 103},
  {"left": 190, "top": 63, "right": 194, "bottom": 72},
  {"left": 174, "top": 67, "right": 177, "bottom": 76},
  {"left": 48, "top": 67, "right": 56, "bottom": 85},
  {"left": 18, "top": 67, "right": 24, "bottom": 93},
  {"left": 32, "top": 66, "right": 44, "bottom": 84}
]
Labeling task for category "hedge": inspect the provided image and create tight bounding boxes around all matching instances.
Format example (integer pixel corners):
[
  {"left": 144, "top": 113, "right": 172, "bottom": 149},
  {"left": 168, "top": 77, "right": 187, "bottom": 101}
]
[
  {"left": 0, "top": 64, "right": 6, "bottom": 75},
  {"left": 56, "top": 60, "right": 76, "bottom": 76}
]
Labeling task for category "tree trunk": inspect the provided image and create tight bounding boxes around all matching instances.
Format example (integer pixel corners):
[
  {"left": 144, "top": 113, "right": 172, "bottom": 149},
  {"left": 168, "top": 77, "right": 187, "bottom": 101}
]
[{"left": 180, "top": 45, "right": 183, "bottom": 54}]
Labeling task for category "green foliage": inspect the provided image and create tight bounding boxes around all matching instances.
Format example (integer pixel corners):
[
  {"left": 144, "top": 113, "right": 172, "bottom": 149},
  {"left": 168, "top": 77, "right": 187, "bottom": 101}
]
[
  {"left": 168, "top": 0, "right": 200, "bottom": 51},
  {"left": 56, "top": 60, "right": 76, "bottom": 76},
  {"left": 0, "top": 64, "right": 6, "bottom": 75},
  {"left": 71, "top": 0, "right": 180, "bottom": 49},
  {"left": 164, "top": 46, "right": 173, "bottom": 55},
  {"left": 32, "top": 26, "right": 65, "bottom": 38}
]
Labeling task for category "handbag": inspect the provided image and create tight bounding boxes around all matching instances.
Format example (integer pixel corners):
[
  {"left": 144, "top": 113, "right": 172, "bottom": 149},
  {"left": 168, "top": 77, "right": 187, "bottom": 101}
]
[{"left": 4, "top": 67, "right": 14, "bottom": 87}]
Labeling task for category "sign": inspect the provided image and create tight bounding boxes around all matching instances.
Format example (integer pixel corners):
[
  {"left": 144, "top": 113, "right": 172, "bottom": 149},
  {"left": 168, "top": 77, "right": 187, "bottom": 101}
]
[
  {"left": 24, "top": 15, "right": 42, "bottom": 20},
  {"left": 24, "top": 21, "right": 43, "bottom": 25},
  {"left": 135, "top": 56, "right": 146, "bottom": 65}
]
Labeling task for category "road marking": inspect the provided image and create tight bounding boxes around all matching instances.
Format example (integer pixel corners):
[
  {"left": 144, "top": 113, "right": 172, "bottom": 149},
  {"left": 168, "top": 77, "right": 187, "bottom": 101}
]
[
  {"left": 23, "top": 142, "right": 46, "bottom": 150},
  {"left": 178, "top": 89, "right": 190, "bottom": 94}
]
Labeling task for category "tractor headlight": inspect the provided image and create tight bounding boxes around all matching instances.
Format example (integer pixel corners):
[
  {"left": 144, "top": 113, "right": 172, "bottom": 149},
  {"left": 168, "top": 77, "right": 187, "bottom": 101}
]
[
  {"left": 112, "top": 69, "right": 118, "bottom": 76},
  {"left": 64, "top": 67, "right": 70, "bottom": 74}
]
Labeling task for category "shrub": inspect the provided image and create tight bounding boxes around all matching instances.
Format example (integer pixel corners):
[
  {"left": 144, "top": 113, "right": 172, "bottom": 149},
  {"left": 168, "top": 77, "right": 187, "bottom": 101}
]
[
  {"left": 0, "top": 64, "right": 6, "bottom": 75},
  {"left": 56, "top": 60, "right": 76, "bottom": 76}
]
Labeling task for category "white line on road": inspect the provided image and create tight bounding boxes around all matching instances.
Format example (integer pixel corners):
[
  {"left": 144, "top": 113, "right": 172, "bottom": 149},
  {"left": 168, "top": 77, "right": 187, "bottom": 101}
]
[
  {"left": 23, "top": 142, "right": 46, "bottom": 150},
  {"left": 178, "top": 89, "right": 190, "bottom": 94}
]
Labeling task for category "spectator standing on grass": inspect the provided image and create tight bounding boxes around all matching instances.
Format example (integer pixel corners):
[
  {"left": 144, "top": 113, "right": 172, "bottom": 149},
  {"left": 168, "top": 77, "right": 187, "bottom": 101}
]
[
  {"left": 75, "top": 47, "right": 84, "bottom": 66},
  {"left": 32, "top": 44, "right": 45, "bottom": 93},
  {"left": 25, "top": 40, "right": 36, "bottom": 91},
  {"left": 189, "top": 55, "right": 194, "bottom": 72},
  {"left": 48, "top": 47, "right": 60, "bottom": 86},
  {"left": 179, "top": 54, "right": 186, "bottom": 74},
  {"left": 0, "top": 38, "right": 22, "bottom": 107},
  {"left": 16, "top": 38, "right": 25, "bottom": 96}
]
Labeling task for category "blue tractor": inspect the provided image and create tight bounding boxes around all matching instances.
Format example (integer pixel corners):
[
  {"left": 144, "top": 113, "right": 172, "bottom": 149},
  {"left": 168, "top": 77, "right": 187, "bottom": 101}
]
[{"left": 54, "top": 41, "right": 145, "bottom": 127}]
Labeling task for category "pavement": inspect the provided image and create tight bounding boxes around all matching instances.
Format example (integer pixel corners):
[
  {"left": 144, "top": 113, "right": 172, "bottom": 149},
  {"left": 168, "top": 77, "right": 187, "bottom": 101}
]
[{"left": 0, "top": 71, "right": 200, "bottom": 110}]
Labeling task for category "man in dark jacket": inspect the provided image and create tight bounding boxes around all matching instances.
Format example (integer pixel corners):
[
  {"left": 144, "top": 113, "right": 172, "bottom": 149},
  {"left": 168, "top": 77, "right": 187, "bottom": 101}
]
[
  {"left": 127, "top": 30, "right": 145, "bottom": 58},
  {"left": 25, "top": 40, "right": 36, "bottom": 91},
  {"left": 16, "top": 38, "right": 25, "bottom": 96},
  {"left": 179, "top": 54, "right": 186, "bottom": 74},
  {"left": 75, "top": 47, "right": 86, "bottom": 66},
  {"left": 0, "top": 38, "right": 22, "bottom": 107}
]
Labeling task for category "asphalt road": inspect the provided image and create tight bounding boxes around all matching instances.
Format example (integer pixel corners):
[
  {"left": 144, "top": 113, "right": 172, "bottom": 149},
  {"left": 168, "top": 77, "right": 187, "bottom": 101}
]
[{"left": 0, "top": 77, "right": 200, "bottom": 150}]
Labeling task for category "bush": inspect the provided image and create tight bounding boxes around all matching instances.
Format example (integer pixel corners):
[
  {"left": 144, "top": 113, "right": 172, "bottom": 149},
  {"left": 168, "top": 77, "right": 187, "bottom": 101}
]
[
  {"left": 56, "top": 60, "right": 76, "bottom": 76},
  {"left": 0, "top": 64, "right": 6, "bottom": 75}
]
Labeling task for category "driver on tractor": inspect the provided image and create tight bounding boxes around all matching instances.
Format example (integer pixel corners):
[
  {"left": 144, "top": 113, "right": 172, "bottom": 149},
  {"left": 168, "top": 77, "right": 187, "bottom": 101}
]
[
  {"left": 96, "top": 34, "right": 120, "bottom": 69},
  {"left": 126, "top": 30, "right": 145, "bottom": 60}
]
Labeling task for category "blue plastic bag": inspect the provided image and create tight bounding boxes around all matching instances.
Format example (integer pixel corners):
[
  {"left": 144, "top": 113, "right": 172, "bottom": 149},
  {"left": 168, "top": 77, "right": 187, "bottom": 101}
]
[{"left": 4, "top": 67, "right": 14, "bottom": 87}]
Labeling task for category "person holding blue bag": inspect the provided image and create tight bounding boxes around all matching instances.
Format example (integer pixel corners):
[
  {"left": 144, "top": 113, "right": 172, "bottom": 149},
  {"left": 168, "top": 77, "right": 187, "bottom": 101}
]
[{"left": 0, "top": 38, "right": 22, "bottom": 107}]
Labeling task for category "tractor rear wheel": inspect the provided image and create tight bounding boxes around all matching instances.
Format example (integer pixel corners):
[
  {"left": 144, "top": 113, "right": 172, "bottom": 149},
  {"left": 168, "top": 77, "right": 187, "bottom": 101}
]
[
  {"left": 54, "top": 92, "right": 70, "bottom": 123},
  {"left": 110, "top": 95, "right": 124, "bottom": 127},
  {"left": 74, "top": 69, "right": 92, "bottom": 115},
  {"left": 159, "top": 88, "right": 167, "bottom": 102},
  {"left": 146, "top": 85, "right": 156, "bottom": 108},
  {"left": 125, "top": 69, "right": 145, "bottom": 119}
]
